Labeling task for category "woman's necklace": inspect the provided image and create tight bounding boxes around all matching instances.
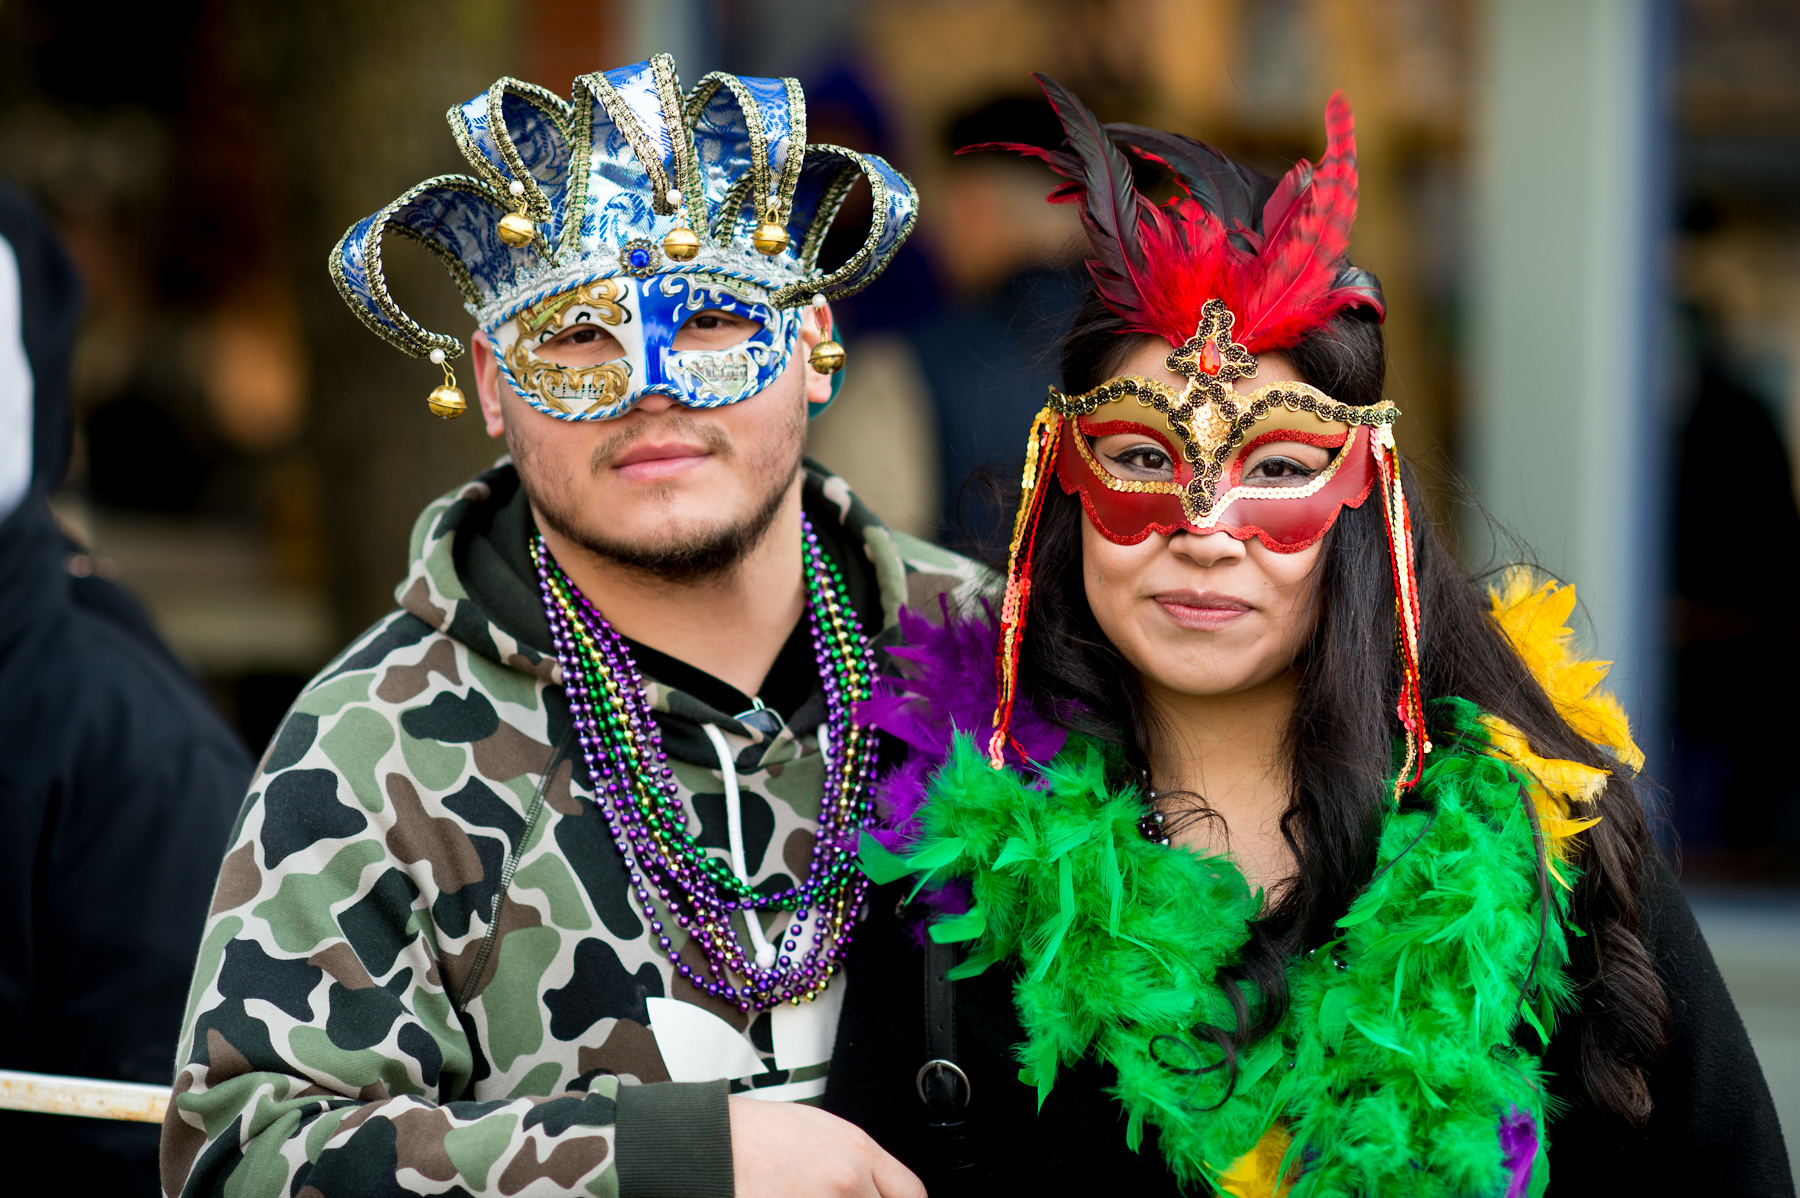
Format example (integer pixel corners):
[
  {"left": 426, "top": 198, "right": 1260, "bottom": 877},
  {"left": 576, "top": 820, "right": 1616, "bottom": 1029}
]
[
  {"left": 532, "top": 514, "right": 878, "bottom": 1013},
  {"left": 1135, "top": 766, "right": 1171, "bottom": 845}
]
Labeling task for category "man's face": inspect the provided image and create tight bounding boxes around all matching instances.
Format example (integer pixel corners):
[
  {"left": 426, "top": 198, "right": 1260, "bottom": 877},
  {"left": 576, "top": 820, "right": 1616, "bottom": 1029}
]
[{"left": 473, "top": 305, "right": 833, "bottom": 579}]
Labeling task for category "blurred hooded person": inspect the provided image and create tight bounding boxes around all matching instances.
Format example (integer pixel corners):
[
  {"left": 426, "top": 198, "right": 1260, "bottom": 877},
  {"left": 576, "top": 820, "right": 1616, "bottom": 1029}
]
[{"left": 0, "top": 185, "right": 252, "bottom": 1195}]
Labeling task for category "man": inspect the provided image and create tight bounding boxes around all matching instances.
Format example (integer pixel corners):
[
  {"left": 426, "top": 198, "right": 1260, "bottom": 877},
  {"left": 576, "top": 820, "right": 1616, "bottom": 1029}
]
[
  {"left": 162, "top": 57, "right": 985, "bottom": 1198},
  {"left": 0, "top": 187, "right": 251, "bottom": 1196}
]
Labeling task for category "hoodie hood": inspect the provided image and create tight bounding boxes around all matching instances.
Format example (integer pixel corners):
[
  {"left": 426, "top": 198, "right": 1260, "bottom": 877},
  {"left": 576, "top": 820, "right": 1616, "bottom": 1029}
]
[{"left": 392, "top": 457, "right": 990, "bottom": 770}]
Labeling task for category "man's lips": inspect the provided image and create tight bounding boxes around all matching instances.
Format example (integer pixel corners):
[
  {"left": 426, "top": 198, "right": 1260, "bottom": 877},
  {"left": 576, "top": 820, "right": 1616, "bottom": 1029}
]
[
  {"left": 610, "top": 440, "right": 711, "bottom": 481},
  {"left": 1153, "top": 590, "right": 1253, "bottom": 631}
]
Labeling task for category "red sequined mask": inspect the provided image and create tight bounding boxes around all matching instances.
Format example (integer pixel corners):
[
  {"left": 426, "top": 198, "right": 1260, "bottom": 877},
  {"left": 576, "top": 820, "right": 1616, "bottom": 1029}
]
[{"left": 1050, "top": 300, "right": 1395, "bottom": 552}]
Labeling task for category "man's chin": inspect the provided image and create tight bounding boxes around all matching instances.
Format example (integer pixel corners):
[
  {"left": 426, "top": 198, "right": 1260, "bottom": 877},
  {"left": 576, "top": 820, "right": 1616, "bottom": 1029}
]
[
  {"left": 576, "top": 516, "right": 740, "bottom": 556},
  {"left": 542, "top": 486, "right": 792, "bottom": 582}
]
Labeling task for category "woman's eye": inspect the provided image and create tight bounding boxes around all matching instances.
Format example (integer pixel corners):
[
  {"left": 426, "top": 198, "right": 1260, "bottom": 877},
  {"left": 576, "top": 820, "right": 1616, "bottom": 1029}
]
[
  {"left": 1114, "top": 447, "right": 1169, "bottom": 472},
  {"left": 1097, "top": 442, "right": 1174, "bottom": 481},
  {"left": 1241, "top": 454, "right": 1323, "bottom": 485}
]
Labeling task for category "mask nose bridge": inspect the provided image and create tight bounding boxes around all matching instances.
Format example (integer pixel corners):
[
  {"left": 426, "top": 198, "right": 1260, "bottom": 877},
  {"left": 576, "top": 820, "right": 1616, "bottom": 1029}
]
[{"left": 631, "top": 276, "right": 684, "bottom": 394}]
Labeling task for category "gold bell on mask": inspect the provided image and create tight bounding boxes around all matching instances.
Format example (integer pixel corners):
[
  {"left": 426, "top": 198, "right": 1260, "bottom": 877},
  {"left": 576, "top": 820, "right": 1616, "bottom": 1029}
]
[
  {"left": 661, "top": 189, "right": 701, "bottom": 261},
  {"left": 426, "top": 349, "right": 466, "bottom": 419},
  {"left": 751, "top": 201, "right": 789, "bottom": 256},
  {"left": 496, "top": 179, "right": 536, "bottom": 248}
]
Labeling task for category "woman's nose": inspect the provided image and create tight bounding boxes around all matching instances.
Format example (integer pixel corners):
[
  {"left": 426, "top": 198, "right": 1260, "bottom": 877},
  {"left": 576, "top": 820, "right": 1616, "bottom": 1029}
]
[{"left": 1168, "top": 529, "right": 1246, "bottom": 567}]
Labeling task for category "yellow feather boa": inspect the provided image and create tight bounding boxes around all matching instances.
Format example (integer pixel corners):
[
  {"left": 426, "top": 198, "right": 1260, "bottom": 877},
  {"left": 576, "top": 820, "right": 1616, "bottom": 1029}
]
[{"left": 1480, "top": 568, "right": 1643, "bottom": 885}]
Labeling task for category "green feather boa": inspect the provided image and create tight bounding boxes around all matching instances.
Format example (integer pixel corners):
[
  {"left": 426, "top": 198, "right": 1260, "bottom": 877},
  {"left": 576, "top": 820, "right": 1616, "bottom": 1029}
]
[{"left": 863, "top": 698, "right": 1575, "bottom": 1197}]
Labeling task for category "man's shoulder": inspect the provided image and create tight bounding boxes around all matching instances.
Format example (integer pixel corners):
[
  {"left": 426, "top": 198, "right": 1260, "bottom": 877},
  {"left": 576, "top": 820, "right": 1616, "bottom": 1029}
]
[
  {"left": 865, "top": 526, "right": 999, "bottom": 625},
  {"left": 262, "top": 607, "right": 556, "bottom": 785}
]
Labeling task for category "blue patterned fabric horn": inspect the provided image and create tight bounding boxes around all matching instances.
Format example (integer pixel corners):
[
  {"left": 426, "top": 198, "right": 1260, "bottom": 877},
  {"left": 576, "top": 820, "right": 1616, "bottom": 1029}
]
[{"left": 329, "top": 54, "right": 917, "bottom": 420}]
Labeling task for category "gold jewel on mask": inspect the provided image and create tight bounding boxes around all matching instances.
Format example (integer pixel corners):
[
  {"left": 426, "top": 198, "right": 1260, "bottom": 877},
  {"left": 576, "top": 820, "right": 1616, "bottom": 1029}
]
[
  {"left": 661, "top": 187, "right": 701, "bottom": 262},
  {"left": 497, "top": 179, "right": 537, "bottom": 248},
  {"left": 425, "top": 348, "right": 466, "bottom": 419},
  {"left": 806, "top": 293, "right": 844, "bottom": 374},
  {"left": 751, "top": 200, "right": 789, "bottom": 256}
]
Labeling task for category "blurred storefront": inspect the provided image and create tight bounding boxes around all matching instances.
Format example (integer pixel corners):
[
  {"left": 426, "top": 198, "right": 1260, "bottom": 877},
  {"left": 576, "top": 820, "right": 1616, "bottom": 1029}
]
[
  {"left": 3, "top": 0, "right": 1797, "bottom": 1172},
  {"left": 1, "top": 0, "right": 1796, "bottom": 884}
]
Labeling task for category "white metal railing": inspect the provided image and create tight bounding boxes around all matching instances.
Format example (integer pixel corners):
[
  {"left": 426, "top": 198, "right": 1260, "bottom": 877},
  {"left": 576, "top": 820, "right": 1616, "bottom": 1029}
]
[{"left": 0, "top": 1069, "right": 168, "bottom": 1123}]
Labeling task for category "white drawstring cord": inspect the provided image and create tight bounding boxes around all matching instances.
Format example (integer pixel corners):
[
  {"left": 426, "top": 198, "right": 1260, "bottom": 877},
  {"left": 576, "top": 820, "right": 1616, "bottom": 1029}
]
[{"left": 701, "top": 723, "right": 780, "bottom": 968}]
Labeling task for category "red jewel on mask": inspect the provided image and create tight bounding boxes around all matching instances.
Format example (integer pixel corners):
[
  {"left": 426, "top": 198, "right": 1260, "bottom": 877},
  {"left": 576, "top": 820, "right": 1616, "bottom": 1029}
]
[{"left": 1198, "top": 338, "right": 1223, "bottom": 375}]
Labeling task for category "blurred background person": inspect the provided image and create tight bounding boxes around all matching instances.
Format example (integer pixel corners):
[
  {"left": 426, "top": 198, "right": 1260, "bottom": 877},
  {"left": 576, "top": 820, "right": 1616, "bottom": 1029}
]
[
  {"left": 0, "top": 184, "right": 251, "bottom": 1197},
  {"left": 809, "top": 95, "right": 1084, "bottom": 554}
]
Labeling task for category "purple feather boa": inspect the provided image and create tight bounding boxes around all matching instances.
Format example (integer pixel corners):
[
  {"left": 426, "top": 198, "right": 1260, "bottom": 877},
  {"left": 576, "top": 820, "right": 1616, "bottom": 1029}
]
[
  {"left": 1499, "top": 1110, "right": 1539, "bottom": 1197},
  {"left": 854, "top": 603, "right": 1069, "bottom": 922}
]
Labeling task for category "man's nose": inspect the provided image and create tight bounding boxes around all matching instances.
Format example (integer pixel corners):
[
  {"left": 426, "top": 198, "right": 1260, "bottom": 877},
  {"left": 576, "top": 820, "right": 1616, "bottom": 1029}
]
[{"left": 631, "top": 391, "right": 679, "bottom": 414}]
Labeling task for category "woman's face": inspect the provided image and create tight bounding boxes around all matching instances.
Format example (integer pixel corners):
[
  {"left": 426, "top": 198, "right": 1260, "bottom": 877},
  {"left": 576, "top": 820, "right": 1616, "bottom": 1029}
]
[{"left": 1082, "top": 341, "right": 1326, "bottom": 701}]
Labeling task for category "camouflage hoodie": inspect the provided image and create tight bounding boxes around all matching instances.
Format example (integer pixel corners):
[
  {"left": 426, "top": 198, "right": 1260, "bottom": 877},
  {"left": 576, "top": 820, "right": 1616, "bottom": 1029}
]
[{"left": 161, "top": 460, "right": 989, "bottom": 1198}]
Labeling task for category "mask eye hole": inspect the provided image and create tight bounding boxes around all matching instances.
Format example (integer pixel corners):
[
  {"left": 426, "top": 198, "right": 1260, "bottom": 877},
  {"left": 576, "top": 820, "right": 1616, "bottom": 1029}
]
[
  {"left": 534, "top": 322, "right": 625, "bottom": 367},
  {"left": 673, "top": 308, "right": 763, "bottom": 352},
  {"left": 1092, "top": 433, "right": 1176, "bottom": 483},
  {"left": 1239, "top": 440, "right": 1334, "bottom": 487}
]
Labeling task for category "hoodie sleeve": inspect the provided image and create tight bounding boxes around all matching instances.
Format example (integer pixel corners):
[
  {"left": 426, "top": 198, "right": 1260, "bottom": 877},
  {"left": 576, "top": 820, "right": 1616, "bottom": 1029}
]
[{"left": 159, "top": 616, "right": 732, "bottom": 1198}]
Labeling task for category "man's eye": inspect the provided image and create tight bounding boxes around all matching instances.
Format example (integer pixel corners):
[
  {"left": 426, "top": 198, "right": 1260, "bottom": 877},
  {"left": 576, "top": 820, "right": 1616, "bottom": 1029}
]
[
  {"left": 690, "top": 314, "right": 726, "bottom": 329},
  {"left": 541, "top": 325, "right": 600, "bottom": 346}
]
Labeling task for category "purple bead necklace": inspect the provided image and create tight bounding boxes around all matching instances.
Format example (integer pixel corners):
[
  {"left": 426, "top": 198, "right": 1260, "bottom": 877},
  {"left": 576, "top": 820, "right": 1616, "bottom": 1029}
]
[{"left": 530, "top": 517, "right": 877, "bottom": 1013}]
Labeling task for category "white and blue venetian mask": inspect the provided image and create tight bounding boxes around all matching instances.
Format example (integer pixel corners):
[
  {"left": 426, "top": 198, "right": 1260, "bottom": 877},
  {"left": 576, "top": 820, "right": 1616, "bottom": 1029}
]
[
  {"left": 485, "top": 272, "right": 802, "bottom": 420},
  {"left": 328, "top": 55, "right": 917, "bottom": 421}
]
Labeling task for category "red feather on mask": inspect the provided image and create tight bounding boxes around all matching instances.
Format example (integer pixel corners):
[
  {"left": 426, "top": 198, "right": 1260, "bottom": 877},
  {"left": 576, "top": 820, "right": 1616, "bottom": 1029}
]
[
  {"left": 1233, "top": 91, "right": 1366, "bottom": 349},
  {"left": 969, "top": 81, "right": 1384, "bottom": 352}
]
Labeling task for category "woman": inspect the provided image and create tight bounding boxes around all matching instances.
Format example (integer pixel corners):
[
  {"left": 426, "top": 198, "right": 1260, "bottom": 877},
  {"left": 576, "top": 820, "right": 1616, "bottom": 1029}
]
[{"left": 823, "top": 77, "right": 1792, "bottom": 1197}]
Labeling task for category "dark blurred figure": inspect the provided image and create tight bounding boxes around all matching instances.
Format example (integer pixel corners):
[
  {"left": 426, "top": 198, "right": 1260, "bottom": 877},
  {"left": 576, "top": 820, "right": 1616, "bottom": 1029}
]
[
  {"left": 1669, "top": 303, "right": 1800, "bottom": 878},
  {"left": 0, "top": 185, "right": 251, "bottom": 1196},
  {"left": 804, "top": 62, "right": 943, "bottom": 339},
  {"left": 910, "top": 98, "right": 1084, "bottom": 554}
]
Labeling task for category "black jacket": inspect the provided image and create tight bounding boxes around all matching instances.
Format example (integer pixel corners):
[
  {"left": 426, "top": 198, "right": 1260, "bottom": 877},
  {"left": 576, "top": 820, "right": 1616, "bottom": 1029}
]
[
  {"left": 825, "top": 849, "right": 1794, "bottom": 1197},
  {"left": 0, "top": 189, "right": 254, "bottom": 1198}
]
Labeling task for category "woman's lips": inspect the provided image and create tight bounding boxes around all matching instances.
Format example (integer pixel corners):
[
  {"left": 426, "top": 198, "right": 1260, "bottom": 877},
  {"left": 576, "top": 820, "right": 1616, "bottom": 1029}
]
[
  {"left": 1153, "top": 590, "right": 1253, "bottom": 631},
  {"left": 610, "top": 441, "right": 710, "bottom": 482}
]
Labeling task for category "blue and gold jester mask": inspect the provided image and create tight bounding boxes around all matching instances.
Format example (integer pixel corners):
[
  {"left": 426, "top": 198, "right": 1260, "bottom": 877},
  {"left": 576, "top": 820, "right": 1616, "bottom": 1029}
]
[{"left": 329, "top": 54, "right": 917, "bottom": 420}]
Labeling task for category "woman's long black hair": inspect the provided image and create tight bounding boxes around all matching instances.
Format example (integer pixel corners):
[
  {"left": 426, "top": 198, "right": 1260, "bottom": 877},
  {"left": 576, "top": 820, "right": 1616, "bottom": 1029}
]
[{"left": 1016, "top": 290, "right": 1670, "bottom": 1125}]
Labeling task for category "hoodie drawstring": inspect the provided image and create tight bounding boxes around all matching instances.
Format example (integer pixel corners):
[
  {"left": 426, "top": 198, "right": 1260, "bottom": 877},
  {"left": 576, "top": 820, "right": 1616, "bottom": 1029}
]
[{"left": 700, "top": 722, "right": 832, "bottom": 971}]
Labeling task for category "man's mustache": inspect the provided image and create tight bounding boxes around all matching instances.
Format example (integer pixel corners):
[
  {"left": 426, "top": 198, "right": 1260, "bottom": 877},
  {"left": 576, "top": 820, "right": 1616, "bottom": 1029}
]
[{"left": 588, "top": 413, "right": 733, "bottom": 475}]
